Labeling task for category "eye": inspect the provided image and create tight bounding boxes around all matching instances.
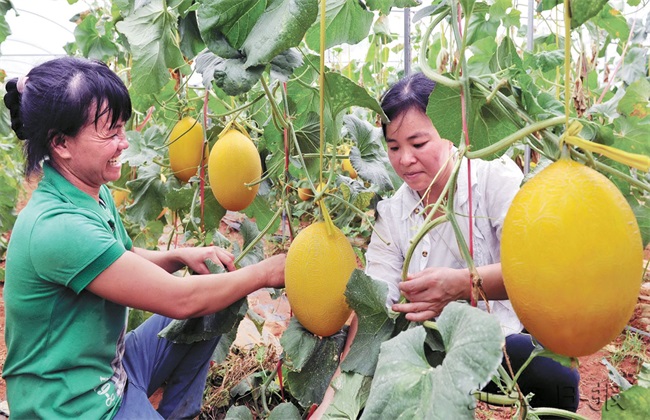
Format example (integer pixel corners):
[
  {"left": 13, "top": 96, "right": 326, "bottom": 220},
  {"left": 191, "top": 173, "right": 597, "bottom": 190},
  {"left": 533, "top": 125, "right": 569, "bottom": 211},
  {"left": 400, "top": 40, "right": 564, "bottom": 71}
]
[{"left": 413, "top": 142, "right": 426, "bottom": 149}]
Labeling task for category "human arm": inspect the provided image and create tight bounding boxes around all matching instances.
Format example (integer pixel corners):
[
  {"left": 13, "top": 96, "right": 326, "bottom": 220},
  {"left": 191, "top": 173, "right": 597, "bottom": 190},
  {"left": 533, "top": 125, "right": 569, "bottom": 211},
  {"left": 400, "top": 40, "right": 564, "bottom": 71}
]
[
  {"left": 131, "top": 246, "right": 236, "bottom": 274},
  {"left": 86, "top": 251, "right": 285, "bottom": 319}
]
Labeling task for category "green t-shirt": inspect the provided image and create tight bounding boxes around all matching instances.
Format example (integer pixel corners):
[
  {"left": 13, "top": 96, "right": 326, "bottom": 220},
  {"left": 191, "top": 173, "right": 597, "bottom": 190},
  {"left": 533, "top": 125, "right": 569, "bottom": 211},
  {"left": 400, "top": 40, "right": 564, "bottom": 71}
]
[{"left": 3, "top": 163, "right": 133, "bottom": 419}]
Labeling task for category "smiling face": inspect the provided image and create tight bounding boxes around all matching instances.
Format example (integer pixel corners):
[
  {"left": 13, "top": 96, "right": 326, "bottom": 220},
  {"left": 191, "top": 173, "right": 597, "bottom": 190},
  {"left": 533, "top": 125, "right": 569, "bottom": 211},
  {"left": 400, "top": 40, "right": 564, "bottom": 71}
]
[
  {"left": 385, "top": 107, "right": 454, "bottom": 203},
  {"left": 50, "top": 104, "right": 128, "bottom": 199}
]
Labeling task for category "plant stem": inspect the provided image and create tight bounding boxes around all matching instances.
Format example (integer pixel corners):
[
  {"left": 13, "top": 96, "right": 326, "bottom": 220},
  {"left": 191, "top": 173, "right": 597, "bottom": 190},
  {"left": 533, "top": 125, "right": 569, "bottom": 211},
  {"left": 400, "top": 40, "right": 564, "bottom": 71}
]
[
  {"left": 233, "top": 206, "right": 283, "bottom": 267},
  {"left": 466, "top": 116, "right": 566, "bottom": 159},
  {"left": 418, "top": 7, "right": 461, "bottom": 89}
]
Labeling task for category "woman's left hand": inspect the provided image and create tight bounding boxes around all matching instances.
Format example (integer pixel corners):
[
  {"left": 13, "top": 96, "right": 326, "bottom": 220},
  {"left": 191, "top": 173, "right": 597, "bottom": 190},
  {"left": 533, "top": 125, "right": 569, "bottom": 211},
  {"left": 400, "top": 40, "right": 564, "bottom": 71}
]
[
  {"left": 179, "top": 246, "right": 236, "bottom": 274},
  {"left": 392, "top": 266, "right": 466, "bottom": 322}
]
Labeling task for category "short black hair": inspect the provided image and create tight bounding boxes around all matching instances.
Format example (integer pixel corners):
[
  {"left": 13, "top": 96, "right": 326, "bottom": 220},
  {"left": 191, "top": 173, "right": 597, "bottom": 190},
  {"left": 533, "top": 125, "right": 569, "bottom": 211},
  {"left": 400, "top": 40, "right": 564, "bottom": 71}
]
[
  {"left": 380, "top": 72, "right": 436, "bottom": 138},
  {"left": 4, "top": 56, "right": 132, "bottom": 176}
]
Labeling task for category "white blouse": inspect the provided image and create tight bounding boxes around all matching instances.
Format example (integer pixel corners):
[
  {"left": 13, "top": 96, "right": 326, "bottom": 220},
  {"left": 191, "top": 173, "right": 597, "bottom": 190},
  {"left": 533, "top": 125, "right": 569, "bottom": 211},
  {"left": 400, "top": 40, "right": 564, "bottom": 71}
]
[{"left": 365, "top": 152, "right": 525, "bottom": 336}]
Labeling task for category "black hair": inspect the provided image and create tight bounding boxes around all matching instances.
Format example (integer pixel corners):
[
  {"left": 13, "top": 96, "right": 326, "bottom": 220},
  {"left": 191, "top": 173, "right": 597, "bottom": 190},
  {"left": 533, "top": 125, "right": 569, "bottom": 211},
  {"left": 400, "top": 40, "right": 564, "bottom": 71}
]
[
  {"left": 3, "top": 56, "right": 132, "bottom": 176},
  {"left": 380, "top": 72, "right": 436, "bottom": 138}
]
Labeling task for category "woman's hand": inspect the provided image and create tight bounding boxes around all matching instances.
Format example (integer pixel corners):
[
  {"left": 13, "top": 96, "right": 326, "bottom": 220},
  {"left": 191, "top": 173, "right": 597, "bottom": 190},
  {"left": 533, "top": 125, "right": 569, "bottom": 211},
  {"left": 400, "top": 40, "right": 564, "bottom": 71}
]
[
  {"left": 392, "top": 266, "right": 467, "bottom": 322},
  {"left": 178, "top": 246, "right": 236, "bottom": 274},
  {"left": 256, "top": 254, "right": 286, "bottom": 289}
]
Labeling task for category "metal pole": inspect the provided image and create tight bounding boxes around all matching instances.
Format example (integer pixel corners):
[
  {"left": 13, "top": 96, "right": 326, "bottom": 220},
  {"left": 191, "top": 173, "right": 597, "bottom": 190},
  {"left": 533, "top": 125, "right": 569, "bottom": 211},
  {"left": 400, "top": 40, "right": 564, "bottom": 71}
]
[
  {"left": 524, "top": 0, "right": 534, "bottom": 175},
  {"left": 404, "top": 8, "right": 411, "bottom": 76}
]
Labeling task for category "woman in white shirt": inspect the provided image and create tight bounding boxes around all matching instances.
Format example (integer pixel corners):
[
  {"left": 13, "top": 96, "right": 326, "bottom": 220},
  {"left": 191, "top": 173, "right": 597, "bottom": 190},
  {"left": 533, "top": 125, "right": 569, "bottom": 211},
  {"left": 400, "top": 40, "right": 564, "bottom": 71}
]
[{"left": 314, "top": 72, "right": 580, "bottom": 416}]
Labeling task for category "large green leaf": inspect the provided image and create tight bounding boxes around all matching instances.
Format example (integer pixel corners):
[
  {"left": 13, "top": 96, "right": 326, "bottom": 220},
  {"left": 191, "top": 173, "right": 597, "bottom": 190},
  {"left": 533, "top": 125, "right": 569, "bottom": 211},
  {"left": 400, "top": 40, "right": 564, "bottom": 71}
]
[
  {"left": 241, "top": 0, "right": 318, "bottom": 68},
  {"left": 602, "top": 385, "right": 650, "bottom": 419},
  {"left": 361, "top": 302, "right": 505, "bottom": 419},
  {"left": 268, "top": 402, "right": 301, "bottom": 419},
  {"left": 343, "top": 115, "right": 395, "bottom": 193},
  {"left": 366, "top": 0, "right": 421, "bottom": 16},
  {"left": 340, "top": 270, "right": 396, "bottom": 376},
  {"left": 426, "top": 82, "right": 519, "bottom": 159},
  {"left": 0, "top": 0, "right": 12, "bottom": 44},
  {"left": 197, "top": 0, "right": 266, "bottom": 50},
  {"left": 115, "top": 0, "right": 189, "bottom": 94},
  {"left": 125, "top": 164, "right": 167, "bottom": 226},
  {"left": 304, "top": 0, "right": 374, "bottom": 51},
  {"left": 122, "top": 126, "right": 166, "bottom": 167},
  {"left": 178, "top": 11, "right": 206, "bottom": 59},
  {"left": 281, "top": 318, "right": 348, "bottom": 407},
  {"left": 194, "top": 50, "right": 264, "bottom": 95},
  {"left": 571, "top": 0, "right": 609, "bottom": 29},
  {"left": 74, "top": 13, "right": 119, "bottom": 61},
  {"left": 592, "top": 4, "right": 630, "bottom": 40},
  {"left": 324, "top": 72, "right": 387, "bottom": 122},
  {"left": 319, "top": 372, "right": 373, "bottom": 418},
  {"left": 158, "top": 219, "right": 266, "bottom": 343}
]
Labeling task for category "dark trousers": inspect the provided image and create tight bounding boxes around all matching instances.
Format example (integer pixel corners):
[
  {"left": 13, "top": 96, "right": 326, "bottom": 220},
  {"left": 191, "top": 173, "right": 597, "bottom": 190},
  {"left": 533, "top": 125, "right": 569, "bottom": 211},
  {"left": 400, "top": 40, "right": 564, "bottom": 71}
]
[{"left": 483, "top": 333, "right": 581, "bottom": 412}]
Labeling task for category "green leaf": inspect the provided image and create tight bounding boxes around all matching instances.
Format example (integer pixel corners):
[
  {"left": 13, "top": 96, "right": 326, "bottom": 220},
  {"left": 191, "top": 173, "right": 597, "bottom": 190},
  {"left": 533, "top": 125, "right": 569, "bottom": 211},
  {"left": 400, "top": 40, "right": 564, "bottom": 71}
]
[
  {"left": 280, "top": 317, "right": 320, "bottom": 371},
  {"left": 592, "top": 4, "right": 630, "bottom": 39},
  {"left": 534, "top": 49, "right": 565, "bottom": 73},
  {"left": 0, "top": 0, "right": 12, "bottom": 44},
  {"left": 325, "top": 72, "right": 387, "bottom": 123},
  {"left": 74, "top": 14, "right": 119, "bottom": 61},
  {"left": 571, "top": 0, "right": 609, "bottom": 29},
  {"left": 243, "top": 195, "right": 281, "bottom": 234},
  {"left": 125, "top": 164, "right": 167, "bottom": 226},
  {"left": 426, "top": 83, "right": 518, "bottom": 159},
  {"left": 344, "top": 115, "right": 395, "bottom": 193},
  {"left": 241, "top": 0, "right": 318, "bottom": 68},
  {"left": 158, "top": 219, "right": 266, "bottom": 344},
  {"left": 195, "top": 50, "right": 265, "bottom": 95},
  {"left": 617, "top": 47, "right": 648, "bottom": 86},
  {"left": 618, "top": 78, "right": 650, "bottom": 119},
  {"left": 197, "top": 0, "right": 266, "bottom": 50},
  {"left": 489, "top": 35, "right": 523, "bottom": 74},
  {"left": 283, "top": 318, "right": 348, "bottom": 407},
  {"left": 602, "top": 385, "right": 650, "bottom": 419},
  {"left": 630, "top": 195, "right": 650, "bottom": 246},
  {"left": 365, "top": 0, "right": 421, "bottom": 15},
  {"left": 320, "top": 372, "right": 373, "bottom": 418},
  {"left": 122, "top": 126, "right": 166, "bottom": 167},
  {"left": 115, "top": 0, "right": 189, "bottom": 94},
  {"left": 224, "top": 405, "right": 254, "bottom": 419},
  {"left": 304, "top": 0, "right": 374, "bottom": 50},
  {"left": 270, "top": 49, "right": 304, "bottom": 82},
  {"left": 202, "top": 190, "right": 228, "bottom": 233},
  {"left": 361, "top": 303, "right": 504, "bottom": 419},
  {"left": 178, "top": 11, "right": 206, "bottom": 59},
  {"left": 268, "top": 402, "right": 301, "bottom": 419},
  {"left": 612, "top": 114, "right": 650, "bottom": 159},
  {"left": 341, "top": 270, "right": 396, "bottom": 376}
]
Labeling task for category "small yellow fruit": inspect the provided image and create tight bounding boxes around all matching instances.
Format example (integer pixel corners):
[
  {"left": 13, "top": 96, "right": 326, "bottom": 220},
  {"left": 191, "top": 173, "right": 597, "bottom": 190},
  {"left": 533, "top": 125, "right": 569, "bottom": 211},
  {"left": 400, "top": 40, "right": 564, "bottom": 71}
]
[
  {"left": 112, "top": 189, "right": 130, "bottom": 207},
  {"left": 169, "top": 116, "right": 207, "bottom": 183},
  {"left": 501, "top": 159, "right": 643, "bottom": 357},
  {"left": 297, "top": 182, "right": 327, "bottom": 202},
  {"left": 208, "top": 129, "right": 262, "bottom": 211},
  {"left": 285, "top": 222, "right": 356, "bottom": 337},
  {"left": 341, "top": 157, "right": 357, "bottom": 179}
]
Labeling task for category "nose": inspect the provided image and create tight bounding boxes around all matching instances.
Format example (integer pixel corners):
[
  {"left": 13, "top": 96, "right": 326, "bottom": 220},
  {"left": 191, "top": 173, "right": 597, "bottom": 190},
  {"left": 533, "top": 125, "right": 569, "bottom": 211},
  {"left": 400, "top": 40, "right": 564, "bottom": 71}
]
[
  {"left": 399, "top": 148, "right": 416, "bottom": 166},
  {"left": 118, "top": 129, "right": 129, "bottom": 150}
]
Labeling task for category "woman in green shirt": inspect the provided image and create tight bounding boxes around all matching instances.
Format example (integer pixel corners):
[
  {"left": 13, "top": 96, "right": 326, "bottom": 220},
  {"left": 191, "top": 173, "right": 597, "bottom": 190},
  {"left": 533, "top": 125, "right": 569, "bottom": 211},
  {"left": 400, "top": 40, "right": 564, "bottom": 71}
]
[{"left": 3, "top": 56, "right": 285, "bottom": 419}]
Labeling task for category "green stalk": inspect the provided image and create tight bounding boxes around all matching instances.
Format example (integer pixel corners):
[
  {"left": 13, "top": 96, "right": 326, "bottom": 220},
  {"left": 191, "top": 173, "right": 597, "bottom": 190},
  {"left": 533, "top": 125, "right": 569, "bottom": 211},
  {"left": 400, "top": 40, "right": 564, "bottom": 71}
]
[
  {"left": 233, "top": 206, "right": 283, "bottom": 267},
  {"left": 400, "top": 150, "right": 464, "bottom": 282},
  {"left": 418, "top": 7, "right": 461, "bottom": 89},
  {"left": 466, "top": 116, "right": 566, "bottom": 159}
]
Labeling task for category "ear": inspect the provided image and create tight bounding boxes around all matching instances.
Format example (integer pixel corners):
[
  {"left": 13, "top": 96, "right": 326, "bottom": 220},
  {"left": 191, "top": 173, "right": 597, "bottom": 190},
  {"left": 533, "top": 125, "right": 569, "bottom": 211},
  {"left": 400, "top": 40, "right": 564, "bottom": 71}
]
[{"left": 49, "top": 134, "right": 72, "bottom": 160}]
